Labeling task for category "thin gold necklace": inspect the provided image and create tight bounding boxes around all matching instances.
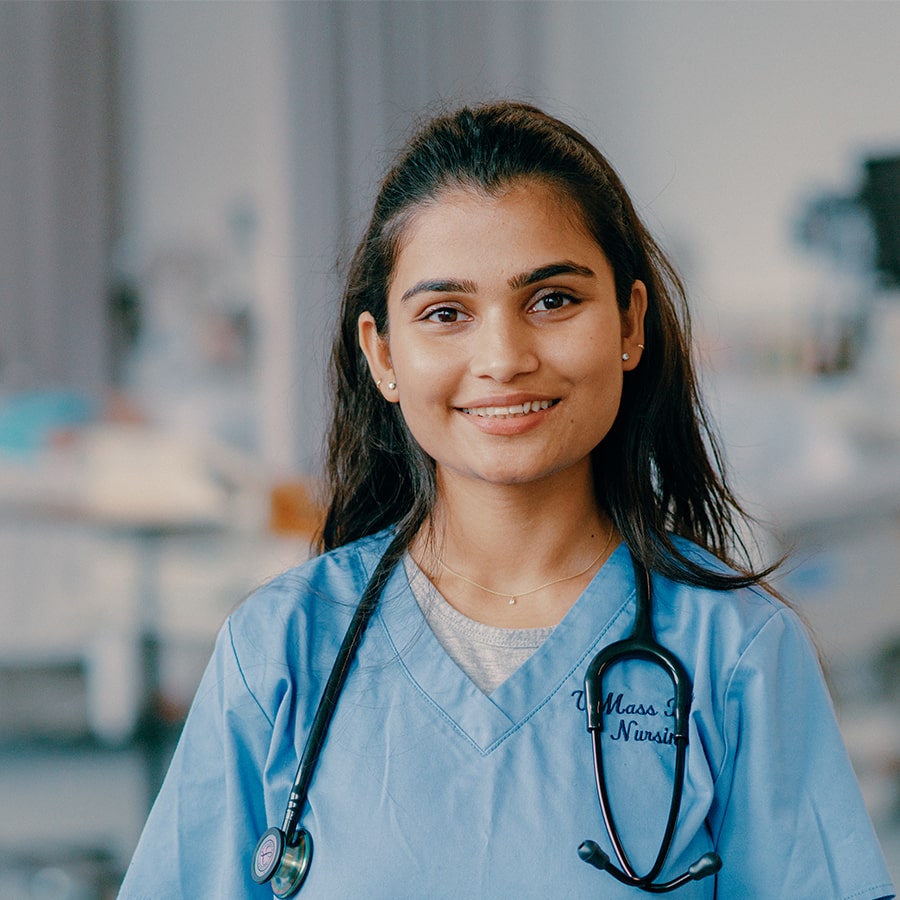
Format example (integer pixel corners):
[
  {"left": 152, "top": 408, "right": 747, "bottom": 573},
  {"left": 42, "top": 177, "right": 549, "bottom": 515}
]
[{"left": 436, "top": 525, "right": 615, "bottom": 605}]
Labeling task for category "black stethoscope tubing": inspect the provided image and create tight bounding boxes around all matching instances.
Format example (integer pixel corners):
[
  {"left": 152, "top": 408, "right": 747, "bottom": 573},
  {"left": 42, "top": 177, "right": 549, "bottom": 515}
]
[
  {"left": 252, "top": 538, "right": 721, "bottom": 896},
  {"left": 579, "top": 554, "right": 722, "bottom": 891},
  {"left": 281, "top": 533, "right": 406, "bottom": 841}
]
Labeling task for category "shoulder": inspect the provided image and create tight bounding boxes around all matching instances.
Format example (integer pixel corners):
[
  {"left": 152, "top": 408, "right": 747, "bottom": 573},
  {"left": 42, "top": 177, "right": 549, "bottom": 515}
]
[
  {"left": 221, "top": 529, "right": 395, "bottom": 699},
  {"left": 233, "top": 529, "right": 392, "bottom": 627},
  {"left": 649, "top": 539, "right": 830, "bottom": 772},
  {"left": 656, "top": 536, "right": 788, "bottom": 635},
  {"left": 650, "top": 537, "right": 813, "bottom": 693}
]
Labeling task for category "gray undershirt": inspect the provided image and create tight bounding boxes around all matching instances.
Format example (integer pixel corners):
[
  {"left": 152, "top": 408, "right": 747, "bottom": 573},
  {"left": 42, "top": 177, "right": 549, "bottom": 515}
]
[{"left": 404, "top": 554, "right": 556, "bottom": 695}]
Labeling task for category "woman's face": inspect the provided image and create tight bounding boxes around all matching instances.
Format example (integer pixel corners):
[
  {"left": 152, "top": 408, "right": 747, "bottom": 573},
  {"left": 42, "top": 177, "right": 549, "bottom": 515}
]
[{"left": 359, "top": 181, "right": 646, "bottom": 496}]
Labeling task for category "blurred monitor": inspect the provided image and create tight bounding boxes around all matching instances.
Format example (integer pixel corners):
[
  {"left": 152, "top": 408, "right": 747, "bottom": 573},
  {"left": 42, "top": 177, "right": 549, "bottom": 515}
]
[{"left": 861, "top": 155, "right": 900, "bottom": 287}]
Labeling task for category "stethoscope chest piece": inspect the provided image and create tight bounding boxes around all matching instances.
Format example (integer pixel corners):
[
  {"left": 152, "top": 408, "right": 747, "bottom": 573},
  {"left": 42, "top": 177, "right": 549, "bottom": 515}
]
[{"left": 252, "top": 826, "right": 313, "bottom": 898}]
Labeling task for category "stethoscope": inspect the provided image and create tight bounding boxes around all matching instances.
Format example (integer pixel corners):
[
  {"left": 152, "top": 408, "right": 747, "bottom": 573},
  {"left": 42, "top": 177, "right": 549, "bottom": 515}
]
[
  {"left": 577, "top": 554, "right": 722, "bottom": 891},
  {"left": 251, "top": 536, "right": 722, "bottom": 896}
]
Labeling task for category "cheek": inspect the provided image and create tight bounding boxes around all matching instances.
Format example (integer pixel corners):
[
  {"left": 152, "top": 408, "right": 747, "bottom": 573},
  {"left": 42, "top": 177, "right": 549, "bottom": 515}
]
[
  {"left": 557, "top": 339, "right": 623, "bottom": 386},
  {"left": 393, "top": 341, "right": 461, "bottom": 394},
  {"left": 393, "top": 359, "right": 454, "bottom": 436}
]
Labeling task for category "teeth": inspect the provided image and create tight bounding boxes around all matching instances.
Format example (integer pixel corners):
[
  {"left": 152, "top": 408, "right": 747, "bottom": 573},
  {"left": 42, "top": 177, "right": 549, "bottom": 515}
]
[{"left": 462, "top": 399, "right": 555, "bottom": 417}]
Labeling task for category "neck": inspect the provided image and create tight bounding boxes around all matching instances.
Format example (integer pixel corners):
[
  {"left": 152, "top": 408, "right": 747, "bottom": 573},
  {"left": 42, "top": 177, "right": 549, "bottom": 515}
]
[{"left": 412, "top": 464, "right": 617, "bottom": 626}]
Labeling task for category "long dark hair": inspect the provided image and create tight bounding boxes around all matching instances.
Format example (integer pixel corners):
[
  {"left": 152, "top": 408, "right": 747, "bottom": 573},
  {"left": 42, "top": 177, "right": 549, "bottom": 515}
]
[{"left": 320, "top": 101, "right": 772, "bottom": 590}]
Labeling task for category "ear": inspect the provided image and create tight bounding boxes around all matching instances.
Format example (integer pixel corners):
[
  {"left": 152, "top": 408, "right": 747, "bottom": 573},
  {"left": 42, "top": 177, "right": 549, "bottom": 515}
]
[
  {"left": 358, "top": 312, "right": 398, "bottom": 401},
  {"left": 621, "top": 280, "right": 647, "bottom": 372}
]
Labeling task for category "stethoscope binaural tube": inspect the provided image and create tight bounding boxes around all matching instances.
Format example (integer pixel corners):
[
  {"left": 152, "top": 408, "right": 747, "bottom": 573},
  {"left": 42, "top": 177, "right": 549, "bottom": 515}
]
[
  {"left": 579, "top": 554, "right": 722, "bottom": 892},
  {"left": 251, "top": 534, "right": 407, "bottom": 898}
]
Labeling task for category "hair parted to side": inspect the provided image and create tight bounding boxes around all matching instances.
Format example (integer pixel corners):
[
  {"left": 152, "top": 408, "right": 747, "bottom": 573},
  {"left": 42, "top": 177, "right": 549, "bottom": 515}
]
[{"left": 320, "top": 100, "right": 771, "bottom": 589}]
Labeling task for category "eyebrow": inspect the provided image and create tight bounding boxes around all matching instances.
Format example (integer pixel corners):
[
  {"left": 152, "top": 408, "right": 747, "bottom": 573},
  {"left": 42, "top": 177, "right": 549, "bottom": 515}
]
[
  {"left": 508, "top": 261, "right": 596, "bottom": 289},
  {"left": 399, "top": 261, "right": 596, "bottom": 302},
  {"left": 400, "top": 278, "right": 477, "bottom": 302}
]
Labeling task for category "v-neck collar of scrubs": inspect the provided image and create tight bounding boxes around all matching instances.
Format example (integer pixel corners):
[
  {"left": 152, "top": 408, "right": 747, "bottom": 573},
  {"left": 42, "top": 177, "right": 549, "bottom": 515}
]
[{"left": 374, "top": 540, "right": 636, "bottom": 753}]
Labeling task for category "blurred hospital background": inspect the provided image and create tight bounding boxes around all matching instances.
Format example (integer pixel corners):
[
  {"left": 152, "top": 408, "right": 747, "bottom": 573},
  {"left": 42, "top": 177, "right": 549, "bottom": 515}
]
[{"left": 2, "top": 1, "right": 900, "bottom": 896}]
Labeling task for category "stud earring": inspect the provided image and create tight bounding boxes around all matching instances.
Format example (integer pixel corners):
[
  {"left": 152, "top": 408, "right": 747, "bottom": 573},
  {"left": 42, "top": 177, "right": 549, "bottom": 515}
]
[
  {"left": 622, "top": 353, "right": 630, "bottom": 362},
  {"left": 376, "top": 379, "right": 382, "bottom": 389},
  {"left": 637, "top": 344, "right": 645, "bottom": 350},
  {"left": 387, "top": 381, "right": 397, "bottom": 390}
]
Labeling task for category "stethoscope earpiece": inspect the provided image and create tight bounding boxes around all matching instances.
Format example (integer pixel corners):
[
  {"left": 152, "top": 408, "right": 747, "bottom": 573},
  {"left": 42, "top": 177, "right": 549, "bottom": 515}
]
[
  {"left": 579, "top": 839, "right": 722, "bottom": 892},
  {"left": 578, "top": 840, "right": 612, "bottom": 871},
  {"left": 252, "top": 826, "right": 313, "bottom": 898}
]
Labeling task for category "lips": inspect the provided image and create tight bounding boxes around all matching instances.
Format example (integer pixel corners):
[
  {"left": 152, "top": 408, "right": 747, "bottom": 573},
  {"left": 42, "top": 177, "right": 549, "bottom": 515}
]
[{"left": 459, "top": 399, "right": 559, "bottom": 418}]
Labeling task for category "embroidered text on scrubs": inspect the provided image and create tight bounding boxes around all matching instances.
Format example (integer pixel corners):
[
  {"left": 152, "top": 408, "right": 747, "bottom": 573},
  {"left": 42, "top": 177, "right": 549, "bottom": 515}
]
[
  {"left": 599, "top": 691, "right": 662, "bottom": 718},
  {"left": 609, "top": 719, "right": 677, "bottom": 745}
]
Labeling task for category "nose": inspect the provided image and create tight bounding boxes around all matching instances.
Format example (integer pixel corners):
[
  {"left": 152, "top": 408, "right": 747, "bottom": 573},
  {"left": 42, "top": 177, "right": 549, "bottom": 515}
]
[{"left": 468, "top": 311, "right": 539, "bottom": 382}]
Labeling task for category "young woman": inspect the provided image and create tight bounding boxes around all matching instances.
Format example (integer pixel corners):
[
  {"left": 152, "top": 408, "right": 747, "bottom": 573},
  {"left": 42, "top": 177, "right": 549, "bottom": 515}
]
[{"left": 119, "top": 103, "right": 894, "bottom": 898}]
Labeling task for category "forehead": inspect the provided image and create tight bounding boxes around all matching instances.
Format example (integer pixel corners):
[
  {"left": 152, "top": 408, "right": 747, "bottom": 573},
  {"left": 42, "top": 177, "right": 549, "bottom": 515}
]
[{"left": 388, "top": 182, "right": 607, "bottom": 290}]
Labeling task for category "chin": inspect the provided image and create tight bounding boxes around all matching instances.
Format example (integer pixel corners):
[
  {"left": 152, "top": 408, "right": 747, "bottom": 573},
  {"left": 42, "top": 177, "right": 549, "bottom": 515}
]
[{"left": 456, "top": 457, "right": 585, "bottom": 489}]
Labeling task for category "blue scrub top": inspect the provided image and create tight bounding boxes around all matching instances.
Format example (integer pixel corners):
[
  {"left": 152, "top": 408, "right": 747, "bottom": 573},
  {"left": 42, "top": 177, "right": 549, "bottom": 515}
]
[{"left": 118, "top": 532, "right": 895, "bottom": 899}]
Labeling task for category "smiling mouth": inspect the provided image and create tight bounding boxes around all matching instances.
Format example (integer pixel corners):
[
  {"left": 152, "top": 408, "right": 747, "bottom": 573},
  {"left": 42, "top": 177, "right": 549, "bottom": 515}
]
[{"left": 459, "top": 399, "right": 559, "bottom": 418}]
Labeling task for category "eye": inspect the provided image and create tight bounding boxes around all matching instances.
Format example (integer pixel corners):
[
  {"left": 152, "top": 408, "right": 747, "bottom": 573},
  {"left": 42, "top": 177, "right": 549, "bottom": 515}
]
[
  {"left": 423, "top": 305, "right": 467, "bottom": 324},
  {"left": 531, "top": 290, "right": 577, "bottom": 313}
]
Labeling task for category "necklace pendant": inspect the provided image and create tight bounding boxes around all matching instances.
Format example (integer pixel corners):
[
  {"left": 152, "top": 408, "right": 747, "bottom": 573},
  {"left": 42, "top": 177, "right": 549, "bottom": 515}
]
[{"left": 509, "top": 597, "right": 517, "bottom": 605}]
